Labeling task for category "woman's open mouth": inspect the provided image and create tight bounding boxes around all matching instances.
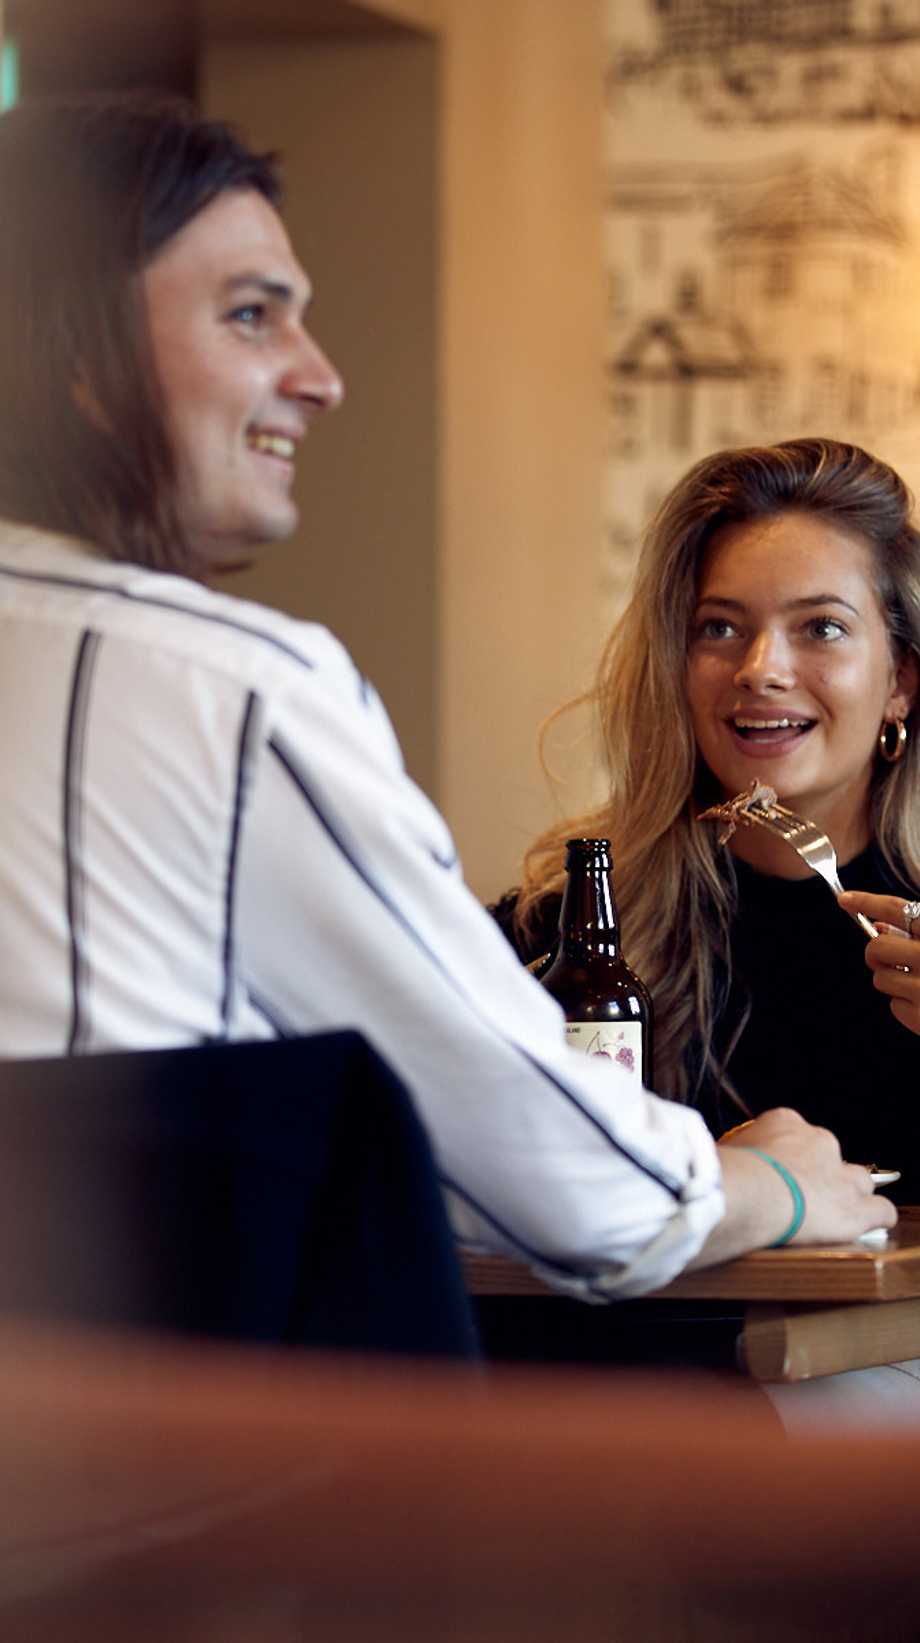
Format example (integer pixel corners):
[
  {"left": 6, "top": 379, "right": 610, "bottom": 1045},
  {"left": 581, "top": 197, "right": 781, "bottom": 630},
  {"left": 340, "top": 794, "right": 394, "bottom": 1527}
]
[{"left": 728, "top": 715, "right": 816, "bottom": 752}]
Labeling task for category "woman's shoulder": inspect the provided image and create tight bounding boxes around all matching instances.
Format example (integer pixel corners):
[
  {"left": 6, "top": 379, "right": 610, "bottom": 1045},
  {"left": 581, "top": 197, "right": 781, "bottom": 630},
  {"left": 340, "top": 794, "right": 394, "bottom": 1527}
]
[
  {"left": 844, "top": 841, "right": 918, "bottom": 898},
  {"left": 487, "top": 888, "right": 560, "bottom": 965},
  {"left": 731, "top": 840, "right": 917, "bottom": 905}
]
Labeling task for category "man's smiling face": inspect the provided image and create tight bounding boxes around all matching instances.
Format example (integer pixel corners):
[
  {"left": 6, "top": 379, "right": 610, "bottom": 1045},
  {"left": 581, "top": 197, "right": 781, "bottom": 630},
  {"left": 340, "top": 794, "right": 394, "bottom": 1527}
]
[{"left": 143, "top": 187, "right": 343, "bottom": 570}]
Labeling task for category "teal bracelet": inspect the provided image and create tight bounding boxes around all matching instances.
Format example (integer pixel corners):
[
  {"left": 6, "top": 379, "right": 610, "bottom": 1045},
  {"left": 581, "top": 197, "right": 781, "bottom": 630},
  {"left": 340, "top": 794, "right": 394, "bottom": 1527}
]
[{"left": 744, "top": 1147, "right": 806, "bottom": 1247}]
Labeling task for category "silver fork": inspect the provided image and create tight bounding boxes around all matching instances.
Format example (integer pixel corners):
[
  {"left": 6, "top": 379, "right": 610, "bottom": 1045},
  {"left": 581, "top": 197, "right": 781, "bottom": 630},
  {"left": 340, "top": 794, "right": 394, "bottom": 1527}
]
[{"left": 698, "top": 787, "right": 878, "bottom": 940}]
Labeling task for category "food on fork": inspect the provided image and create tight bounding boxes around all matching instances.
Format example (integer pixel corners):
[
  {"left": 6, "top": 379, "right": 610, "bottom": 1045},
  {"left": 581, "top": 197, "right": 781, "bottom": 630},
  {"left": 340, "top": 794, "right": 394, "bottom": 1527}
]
[
  {"left": 697, "top": 781, "right": 782, "bottom": 845},
  {"left": 697, "top": 782, "right": 879, "bottom": 939}
]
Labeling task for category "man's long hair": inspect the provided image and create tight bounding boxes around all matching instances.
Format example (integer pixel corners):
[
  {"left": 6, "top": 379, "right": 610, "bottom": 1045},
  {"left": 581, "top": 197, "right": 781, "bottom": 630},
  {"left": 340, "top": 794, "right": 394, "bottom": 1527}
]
[
  {"left": 0, "top": 93, "right": 281, "bottom": 574},
  {"left": 517, "top": 438, "right": 920, "bottom": 1107}
]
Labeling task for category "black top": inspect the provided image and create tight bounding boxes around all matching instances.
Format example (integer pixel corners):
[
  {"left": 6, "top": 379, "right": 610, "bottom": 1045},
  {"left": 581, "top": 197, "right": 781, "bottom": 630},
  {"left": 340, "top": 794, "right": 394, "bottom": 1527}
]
[{"left": 490, "top": 843, "right": 920, "bottom": 1204}]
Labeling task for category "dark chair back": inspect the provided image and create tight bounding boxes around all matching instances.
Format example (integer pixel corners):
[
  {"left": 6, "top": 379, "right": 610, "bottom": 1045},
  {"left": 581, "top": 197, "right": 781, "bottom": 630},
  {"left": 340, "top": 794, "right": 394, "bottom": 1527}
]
[{"left": 0, "top": 1031, "right": 478, "bottom": 1359}]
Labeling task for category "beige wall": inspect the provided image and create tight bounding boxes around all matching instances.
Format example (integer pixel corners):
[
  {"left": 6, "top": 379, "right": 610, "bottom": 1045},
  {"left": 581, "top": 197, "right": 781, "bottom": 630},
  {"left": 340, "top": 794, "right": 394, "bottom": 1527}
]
[
  {"left": 352, "top": 0, "right": 442, "bottom": 26},
  {"left": 205, "top": 0, "right": 606, "bottom": 902},
  {"left": 202, "top": 32, "right": 440, "bottom": 797},
  {"left": 435, "top": 0, "right": 606, "bottom": 902}
]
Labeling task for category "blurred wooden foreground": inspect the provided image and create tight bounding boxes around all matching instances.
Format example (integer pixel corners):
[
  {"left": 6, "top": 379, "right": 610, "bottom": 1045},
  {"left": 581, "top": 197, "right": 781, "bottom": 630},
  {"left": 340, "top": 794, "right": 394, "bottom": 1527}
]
[{"left": 0, "top": 1322, "right": 918, "bottom": 1643}]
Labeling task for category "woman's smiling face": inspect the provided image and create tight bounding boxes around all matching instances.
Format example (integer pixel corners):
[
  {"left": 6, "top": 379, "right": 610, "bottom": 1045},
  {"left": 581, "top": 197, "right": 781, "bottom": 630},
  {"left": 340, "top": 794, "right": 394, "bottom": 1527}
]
[{"left": 686, "top": 509, "right": 917, "bottom": 851}]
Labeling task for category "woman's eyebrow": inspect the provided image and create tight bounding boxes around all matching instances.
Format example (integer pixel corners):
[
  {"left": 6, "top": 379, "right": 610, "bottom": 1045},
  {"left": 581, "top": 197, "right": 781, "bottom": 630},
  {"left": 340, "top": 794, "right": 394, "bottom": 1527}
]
[
  {"left": 783, "top": 593, "right": 861, "bottom": 614},
  {"left": 695, "top": 593, "right": 861, "bottom": 615}
]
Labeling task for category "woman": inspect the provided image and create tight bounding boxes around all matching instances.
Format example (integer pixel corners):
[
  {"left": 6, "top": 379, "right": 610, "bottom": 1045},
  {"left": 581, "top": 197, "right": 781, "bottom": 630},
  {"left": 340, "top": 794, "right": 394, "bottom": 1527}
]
[{"left": 494, "top": 438, "right": 920, "bottom": 1200}]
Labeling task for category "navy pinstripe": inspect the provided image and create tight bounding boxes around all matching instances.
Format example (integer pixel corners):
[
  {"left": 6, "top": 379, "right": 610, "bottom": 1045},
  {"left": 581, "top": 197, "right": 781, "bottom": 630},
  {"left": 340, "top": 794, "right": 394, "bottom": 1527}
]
[
  {"left": 0, "top": 561, "right": 317, "bottom": 675},
  {"left": 62, "top": 628, "right": 101, "bottom": 1054},
  {"left": 220, "top": 691, "right": 261, "bottom": 1034},
  {"left": 440, "top": 1173, "right": 615, "bottom": 1298}
]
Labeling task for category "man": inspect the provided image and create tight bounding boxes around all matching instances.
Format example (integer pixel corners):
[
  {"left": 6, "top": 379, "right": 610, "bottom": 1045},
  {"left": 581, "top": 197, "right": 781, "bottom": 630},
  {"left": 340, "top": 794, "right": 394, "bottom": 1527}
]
[{"left": 0, "top": 93, "right": 892, "bottom": 1301}]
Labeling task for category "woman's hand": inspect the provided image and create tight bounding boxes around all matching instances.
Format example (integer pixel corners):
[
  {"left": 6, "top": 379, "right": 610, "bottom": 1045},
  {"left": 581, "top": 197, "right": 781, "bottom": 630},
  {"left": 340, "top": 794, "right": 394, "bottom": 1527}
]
[{"left": 839, "top": 889, "right": 920, "bottom": 1037}]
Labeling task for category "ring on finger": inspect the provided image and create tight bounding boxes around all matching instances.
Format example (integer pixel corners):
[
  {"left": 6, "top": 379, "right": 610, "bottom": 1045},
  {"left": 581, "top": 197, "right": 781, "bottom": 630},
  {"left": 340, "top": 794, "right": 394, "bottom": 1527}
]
[
  {"left": 903, "top": 899, "right": 920, "bottom": 937},
  {"left": 895, "top": 960, "right": 913, "bottom": 974}
]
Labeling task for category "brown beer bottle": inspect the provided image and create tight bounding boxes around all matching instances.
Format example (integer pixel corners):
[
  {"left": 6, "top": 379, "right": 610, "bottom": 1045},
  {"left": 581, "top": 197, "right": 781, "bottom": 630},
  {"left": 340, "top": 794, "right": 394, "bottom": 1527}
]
[{"left": 539, "top": 838, "right": 653, "bottom": 1086}]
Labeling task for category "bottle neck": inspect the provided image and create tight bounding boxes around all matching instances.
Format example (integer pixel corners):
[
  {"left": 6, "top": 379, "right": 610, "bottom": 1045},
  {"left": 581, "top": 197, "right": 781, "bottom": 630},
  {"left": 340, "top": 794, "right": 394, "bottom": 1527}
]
[{"left": 558, "top": 864, "right": 621, "bottom": 960}]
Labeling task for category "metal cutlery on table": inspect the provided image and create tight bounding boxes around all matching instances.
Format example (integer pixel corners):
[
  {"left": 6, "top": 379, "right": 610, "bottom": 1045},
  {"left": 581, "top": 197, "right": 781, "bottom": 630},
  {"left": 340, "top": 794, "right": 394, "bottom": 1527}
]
[{"left": 697, "top": 783, "right": 879, "bottom": 940}]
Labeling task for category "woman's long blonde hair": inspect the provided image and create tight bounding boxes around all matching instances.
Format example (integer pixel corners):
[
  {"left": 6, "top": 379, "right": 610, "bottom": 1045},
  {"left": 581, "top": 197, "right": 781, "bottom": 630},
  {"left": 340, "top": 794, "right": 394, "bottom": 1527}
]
[{"left": 517, "top": 439, "right": 920, "bottom": 1104}]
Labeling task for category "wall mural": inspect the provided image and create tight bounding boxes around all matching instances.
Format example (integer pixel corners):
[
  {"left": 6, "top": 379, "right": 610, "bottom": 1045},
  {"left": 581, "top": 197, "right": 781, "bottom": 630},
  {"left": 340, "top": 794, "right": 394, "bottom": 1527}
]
[{"left": 604, "top": 0, "right": 920, "bottom": 611}]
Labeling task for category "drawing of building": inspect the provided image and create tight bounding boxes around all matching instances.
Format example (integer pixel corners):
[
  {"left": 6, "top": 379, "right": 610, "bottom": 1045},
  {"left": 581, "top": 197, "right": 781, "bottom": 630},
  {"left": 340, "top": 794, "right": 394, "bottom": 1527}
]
[
  {"left": 642, "top": 0, "right": 920, "bottom": 55},
  {"left": 604, "top": 141, "right": 920, "bottom": 566},
  {"left": 715, "top": 150, "right": 910, "bottom": 436},
  {"left": 603, "top": 0, "right": 920, "bottom": 612},
  {"left": 611, "top": 0, "right": 920, "bottom": 123},
  {"left": 652, "top": 0, "right": 854, "bottom": 57},
  {"left": 611, "top": 276, "right": 751, "bottom": 462}
]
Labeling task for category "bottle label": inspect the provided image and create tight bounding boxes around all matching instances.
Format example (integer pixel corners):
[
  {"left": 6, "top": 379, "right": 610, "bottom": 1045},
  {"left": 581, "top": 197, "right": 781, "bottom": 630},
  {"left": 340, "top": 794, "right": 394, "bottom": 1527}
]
[{"left": 565, "top": 1021, "right": 644, "bottom": 1081}]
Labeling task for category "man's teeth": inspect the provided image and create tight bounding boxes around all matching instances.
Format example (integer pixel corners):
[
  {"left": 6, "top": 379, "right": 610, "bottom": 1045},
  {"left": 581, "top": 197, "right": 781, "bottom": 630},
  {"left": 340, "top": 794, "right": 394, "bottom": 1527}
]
[
  {"left": 247, "top": 432, "right": 295, "bottom": 459},
  {"left": 733, "top": 717, "right": 809, "bottom": 731}
]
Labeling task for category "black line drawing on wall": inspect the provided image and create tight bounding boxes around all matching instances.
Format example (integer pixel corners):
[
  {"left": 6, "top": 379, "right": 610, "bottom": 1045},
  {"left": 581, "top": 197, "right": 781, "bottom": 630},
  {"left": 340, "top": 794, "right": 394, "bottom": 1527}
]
[
  {"left": 604, "top": 0, "right": 920, "bottom": 609},
  {"left": 611, "top": 0, "right": 920, "bottom": 126}
]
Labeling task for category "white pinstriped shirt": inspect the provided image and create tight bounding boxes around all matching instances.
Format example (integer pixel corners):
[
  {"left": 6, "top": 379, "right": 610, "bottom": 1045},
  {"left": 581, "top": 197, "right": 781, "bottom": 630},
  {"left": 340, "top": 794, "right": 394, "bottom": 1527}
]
[{"left": 0, "top": 522, "right": 725, "bottom": 1296}]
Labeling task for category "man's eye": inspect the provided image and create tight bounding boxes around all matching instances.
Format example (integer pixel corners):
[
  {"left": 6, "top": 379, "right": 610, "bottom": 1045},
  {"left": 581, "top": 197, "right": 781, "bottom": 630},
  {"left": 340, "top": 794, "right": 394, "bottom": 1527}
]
[{"left": 228, "top": 303, "right": 266, "bottom": 329}]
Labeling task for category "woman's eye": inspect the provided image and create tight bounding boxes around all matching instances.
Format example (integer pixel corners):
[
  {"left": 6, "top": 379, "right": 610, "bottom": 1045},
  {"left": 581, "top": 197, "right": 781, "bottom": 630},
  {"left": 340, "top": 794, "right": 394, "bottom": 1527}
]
[
  {"left": 807, "top": 616, "right": 847, "bottom": 641},
  {"left": 697, "top": 617, "right": 737, "bottom": 641}
]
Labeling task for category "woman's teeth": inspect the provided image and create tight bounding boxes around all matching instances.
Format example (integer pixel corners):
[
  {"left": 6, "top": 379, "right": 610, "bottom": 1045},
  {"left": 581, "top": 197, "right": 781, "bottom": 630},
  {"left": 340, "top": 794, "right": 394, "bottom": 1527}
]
[
  {"left": 732, "top": 717, "right": 812, "bottom": 738},
  {"left": 247, "top": 432, "right": 295, "bottom": 460}
]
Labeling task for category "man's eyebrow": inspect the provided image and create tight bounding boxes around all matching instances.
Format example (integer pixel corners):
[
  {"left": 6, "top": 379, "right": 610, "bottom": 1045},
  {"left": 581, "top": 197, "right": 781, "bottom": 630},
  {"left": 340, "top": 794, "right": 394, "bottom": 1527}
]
[{"left": 221, "top": 273, "right": 312, "bottom": 308}]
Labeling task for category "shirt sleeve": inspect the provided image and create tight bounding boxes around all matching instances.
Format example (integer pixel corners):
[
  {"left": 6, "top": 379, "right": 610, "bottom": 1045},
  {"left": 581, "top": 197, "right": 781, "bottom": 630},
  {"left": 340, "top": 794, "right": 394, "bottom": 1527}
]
[{"left": 234, "top": 640, "right": 725, "bottom": 1299}]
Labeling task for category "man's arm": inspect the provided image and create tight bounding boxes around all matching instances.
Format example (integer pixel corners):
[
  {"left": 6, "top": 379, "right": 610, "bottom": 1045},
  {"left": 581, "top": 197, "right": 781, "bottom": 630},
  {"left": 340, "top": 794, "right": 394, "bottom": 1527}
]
[{"left": 235, "top": 641, "right": 892, "bottom": 1295}]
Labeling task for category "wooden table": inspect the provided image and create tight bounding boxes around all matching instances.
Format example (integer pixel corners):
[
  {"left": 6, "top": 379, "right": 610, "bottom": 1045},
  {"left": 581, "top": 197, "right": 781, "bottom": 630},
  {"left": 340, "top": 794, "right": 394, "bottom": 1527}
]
[
  {"left": 8, "top": 1322, "right": 920, "bottom": 1643},
  {"left": 464, "top": 1211, "right": 920, "bottom": 1382}
]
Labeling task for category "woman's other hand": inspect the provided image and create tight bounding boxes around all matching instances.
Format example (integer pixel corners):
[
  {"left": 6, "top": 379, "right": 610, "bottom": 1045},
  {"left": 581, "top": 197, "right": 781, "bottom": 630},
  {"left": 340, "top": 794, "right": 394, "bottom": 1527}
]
[{"left": 839, "top": 889, "right": 920, "bottom": 1037}]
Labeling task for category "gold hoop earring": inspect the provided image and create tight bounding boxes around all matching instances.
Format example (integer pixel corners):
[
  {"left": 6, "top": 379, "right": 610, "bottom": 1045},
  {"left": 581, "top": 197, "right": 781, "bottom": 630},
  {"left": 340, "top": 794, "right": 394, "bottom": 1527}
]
[{"left": 879, "top": 718, "right": 908, "bottom": 763}]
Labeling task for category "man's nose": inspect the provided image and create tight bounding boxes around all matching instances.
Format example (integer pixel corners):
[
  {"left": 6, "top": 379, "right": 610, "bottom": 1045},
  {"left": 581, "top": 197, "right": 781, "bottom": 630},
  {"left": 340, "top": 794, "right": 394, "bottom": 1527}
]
[
  {"left": 284, "top": 330, "right": 344, "bottom": 413},
  {"left": 734, "top": 629, "right": 794, "bottom": 692}
]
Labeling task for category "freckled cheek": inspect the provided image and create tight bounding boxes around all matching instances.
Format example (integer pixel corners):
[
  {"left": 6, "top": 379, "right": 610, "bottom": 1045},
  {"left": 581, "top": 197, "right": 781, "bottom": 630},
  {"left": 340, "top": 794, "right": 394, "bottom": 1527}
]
[
  {"left": 808, "top": 663, "right": 836, "bottom": 697},
  {"left": 686, "top": 656, "right": 726, "bottom": 710},
  {"left": 809, "top": 659, "right": 870, "bottom": 708},
  {"left": 685, "top": 673, "right": 716, "bottom": 748}
]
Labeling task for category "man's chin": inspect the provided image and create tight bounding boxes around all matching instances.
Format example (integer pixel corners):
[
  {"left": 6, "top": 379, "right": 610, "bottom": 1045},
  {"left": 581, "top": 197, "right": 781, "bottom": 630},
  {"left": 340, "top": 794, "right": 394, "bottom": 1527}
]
[
  {"left": 196, "top": 512, "right": 298, "bottom": 579},
  {"left": 212, "top": 555, "right": 259, "bottom": 577}
]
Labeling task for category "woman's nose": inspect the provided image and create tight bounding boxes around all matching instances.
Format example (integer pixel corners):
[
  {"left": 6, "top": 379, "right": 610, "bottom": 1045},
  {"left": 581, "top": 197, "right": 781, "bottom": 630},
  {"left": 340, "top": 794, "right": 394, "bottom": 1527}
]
[{"left": 734, "top": 629, "right": 795, "bottom": 692}]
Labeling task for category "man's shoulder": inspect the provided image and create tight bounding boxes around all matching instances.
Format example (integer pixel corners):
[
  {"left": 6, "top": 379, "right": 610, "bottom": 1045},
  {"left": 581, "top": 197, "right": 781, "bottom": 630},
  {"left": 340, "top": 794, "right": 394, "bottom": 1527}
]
[{"left": 0, "top": 523, "right": 352, "bottom": 690}]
